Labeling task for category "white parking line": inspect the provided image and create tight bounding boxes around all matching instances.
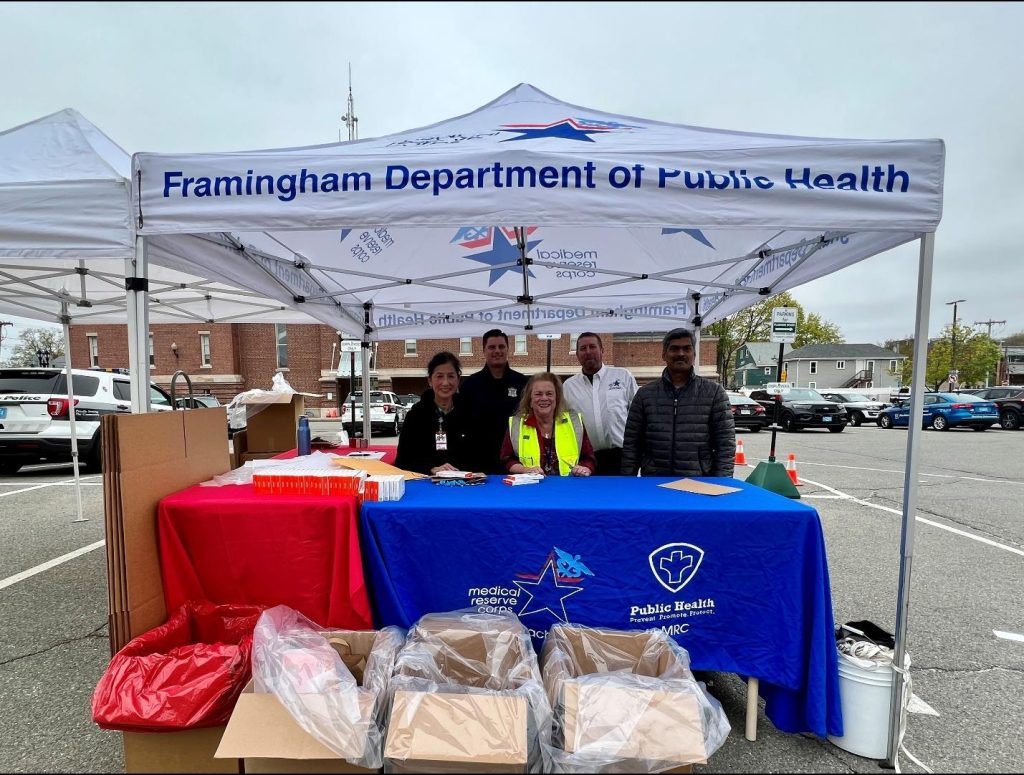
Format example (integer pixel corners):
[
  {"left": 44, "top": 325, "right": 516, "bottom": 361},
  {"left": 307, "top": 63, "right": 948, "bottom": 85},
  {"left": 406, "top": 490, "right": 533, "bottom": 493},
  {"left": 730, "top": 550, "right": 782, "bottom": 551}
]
[
  {"left": 0, "top": 540, "right": 105, "bottom": 591},
  {"left": 994, "top": 630, "right": 1024, "bottom": 643},
  {"left": 0, "top": 476, "right": 100, "bottom": 497},
  {"left": 799, "top": 474, "right": 1024, "bottom": 558},
  {"left": 793, "top": 460, "right": 1021, "bottom": 485}
]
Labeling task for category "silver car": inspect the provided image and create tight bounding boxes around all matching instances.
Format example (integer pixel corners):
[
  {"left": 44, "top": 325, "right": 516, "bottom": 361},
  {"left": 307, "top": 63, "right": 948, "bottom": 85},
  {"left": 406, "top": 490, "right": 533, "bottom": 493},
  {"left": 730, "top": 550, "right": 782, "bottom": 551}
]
[{"left": 819, "top": 391, "right": 886, "bottom": 427}]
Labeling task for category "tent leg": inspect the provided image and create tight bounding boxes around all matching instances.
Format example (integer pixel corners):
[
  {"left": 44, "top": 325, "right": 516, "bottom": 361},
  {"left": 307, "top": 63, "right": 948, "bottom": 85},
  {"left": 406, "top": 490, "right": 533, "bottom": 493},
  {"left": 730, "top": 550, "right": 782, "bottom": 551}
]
[
  {"left": 885, "top": 232, "right": 934, "bottom": 767},
  {"left": 126, "top": 236, "right": 151, "bottom": 413},
  {"left": 61, "top": 304, "right": 86, "bottom": 523}
]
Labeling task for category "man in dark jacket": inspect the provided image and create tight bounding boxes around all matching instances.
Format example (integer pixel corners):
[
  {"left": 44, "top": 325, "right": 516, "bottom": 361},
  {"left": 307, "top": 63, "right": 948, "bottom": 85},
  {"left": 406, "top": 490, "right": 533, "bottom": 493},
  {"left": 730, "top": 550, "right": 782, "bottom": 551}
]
[
  {"left": 459, "top": 329, "right": 529, "bottom": 474},
  {"left": 621, "top": 328, "right": 736, "bottom": 478}
]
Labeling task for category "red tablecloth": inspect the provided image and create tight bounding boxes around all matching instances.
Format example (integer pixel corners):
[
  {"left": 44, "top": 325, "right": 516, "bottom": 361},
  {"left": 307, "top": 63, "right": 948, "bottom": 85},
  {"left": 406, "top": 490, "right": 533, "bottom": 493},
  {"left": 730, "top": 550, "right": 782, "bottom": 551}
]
[{"left": 156, "top": 446, "right": 396, "bottom": 629}]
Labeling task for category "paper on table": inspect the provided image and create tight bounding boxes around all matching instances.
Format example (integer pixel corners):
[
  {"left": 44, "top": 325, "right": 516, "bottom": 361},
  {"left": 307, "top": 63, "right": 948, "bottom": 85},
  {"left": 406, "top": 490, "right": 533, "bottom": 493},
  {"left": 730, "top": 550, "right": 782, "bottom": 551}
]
[
  {"left": 329, "top": 456, "right": 428, "bottom": 480},
  {"left": 658, "top": 478, "right": 741, "bottom": 496}
]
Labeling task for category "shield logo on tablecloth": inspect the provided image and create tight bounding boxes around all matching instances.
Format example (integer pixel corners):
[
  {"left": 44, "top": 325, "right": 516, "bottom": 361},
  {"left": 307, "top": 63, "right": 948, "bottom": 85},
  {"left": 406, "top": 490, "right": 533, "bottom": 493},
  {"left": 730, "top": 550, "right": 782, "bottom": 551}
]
[{"left": 648, "top": 543, "right": 704, "bottom": 594}]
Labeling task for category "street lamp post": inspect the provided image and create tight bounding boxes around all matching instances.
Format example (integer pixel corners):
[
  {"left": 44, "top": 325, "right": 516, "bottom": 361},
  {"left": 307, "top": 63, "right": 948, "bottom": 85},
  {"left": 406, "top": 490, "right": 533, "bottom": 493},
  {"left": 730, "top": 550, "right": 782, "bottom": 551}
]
[{"left": 946, "top": 299, "right": 966, "bottom": 388}]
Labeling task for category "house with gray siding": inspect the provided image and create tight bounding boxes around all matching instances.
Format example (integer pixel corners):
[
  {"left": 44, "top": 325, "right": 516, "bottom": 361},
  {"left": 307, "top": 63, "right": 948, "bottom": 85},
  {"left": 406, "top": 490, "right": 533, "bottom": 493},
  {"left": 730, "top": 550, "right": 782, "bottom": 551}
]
[{"left": 782, "top": 344, "right": 907, "bottom": 390}]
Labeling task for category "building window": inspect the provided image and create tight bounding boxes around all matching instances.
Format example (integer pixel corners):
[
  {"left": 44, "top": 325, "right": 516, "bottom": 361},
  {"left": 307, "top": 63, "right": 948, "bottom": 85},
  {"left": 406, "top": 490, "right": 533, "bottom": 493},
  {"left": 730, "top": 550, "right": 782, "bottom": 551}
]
[
  {"left": 809, "top": 361, "right": 817, "bottom": 375},
  {"left": 87, "top": 335, "right": 99, "bottom": 367},
  {"left": 275, "top": 324, "right": 288, "bottom": 369},
  {"left": 148, "top": 335, "right": 154, "bottom": 367},
  {"left": 866, "top": 381, "right": 874, "bottom": 388},
  {"left": 865, "top": 360, "right": 874, "bottom": 375},
  {"left": 764, "top": 367, "right": 772, "bottom": 375},
  {"left": 515, "top": 335, "right": 527, "bottom": 354},
  {"left": 459, "top": 337, "right": 472, "bottom": 356},
  {"left": 808, "top": 381, "right": 816, "bottom": 390},
  {"left": 199, "top": 333, "right": 211, "bottom": 367},
  {"left": 404, "top": 339, "right": 417, "bottom": 356},
  {"left": 889, "top": 360, "right": 898, "bottom": 372},
  {"left": 569, "top": 334, "right": 579, "bottom": 353},
  {"left": 836, "top": 361, "right": 846, "bottom": 370}
]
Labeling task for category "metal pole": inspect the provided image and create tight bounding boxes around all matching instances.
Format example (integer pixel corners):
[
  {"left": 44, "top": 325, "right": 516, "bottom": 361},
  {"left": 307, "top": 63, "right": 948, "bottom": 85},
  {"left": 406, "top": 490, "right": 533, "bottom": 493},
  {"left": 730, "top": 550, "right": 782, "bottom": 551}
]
[
  {"left": 768, "top": 343, "right": 785, "bottom": 461},
  {"left": 126, "top": 236, "right": 151, "bottom": 413},
  {"left": 546, "top": 338, "right": 552, "bottom": 372},
  {"left": 885, "top": 232, "right": 935, "bottom": 767},
  {"left": 61, "top": 304, "right": 86, "bottom": 523}
]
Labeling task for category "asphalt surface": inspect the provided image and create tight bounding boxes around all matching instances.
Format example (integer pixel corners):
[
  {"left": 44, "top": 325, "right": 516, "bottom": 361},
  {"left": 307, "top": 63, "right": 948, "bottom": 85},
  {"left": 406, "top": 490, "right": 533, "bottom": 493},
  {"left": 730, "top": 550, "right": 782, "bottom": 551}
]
[{"left": 0, "top": 423, "right": 1021, "bottom": 773}]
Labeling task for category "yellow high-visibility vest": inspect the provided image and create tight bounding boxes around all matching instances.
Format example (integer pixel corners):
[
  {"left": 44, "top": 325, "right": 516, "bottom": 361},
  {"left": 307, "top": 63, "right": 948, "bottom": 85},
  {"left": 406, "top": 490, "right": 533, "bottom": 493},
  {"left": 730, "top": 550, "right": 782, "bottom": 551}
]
[{"left": 509, "top": 411, "right": 584, "bottom": 476}]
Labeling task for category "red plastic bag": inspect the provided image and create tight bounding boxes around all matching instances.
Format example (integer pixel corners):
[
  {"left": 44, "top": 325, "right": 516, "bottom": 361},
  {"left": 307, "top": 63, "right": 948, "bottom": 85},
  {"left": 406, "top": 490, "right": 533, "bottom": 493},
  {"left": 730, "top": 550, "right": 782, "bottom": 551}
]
[{"left": 92, "top": 601, "right": 263, "bottom": 731}]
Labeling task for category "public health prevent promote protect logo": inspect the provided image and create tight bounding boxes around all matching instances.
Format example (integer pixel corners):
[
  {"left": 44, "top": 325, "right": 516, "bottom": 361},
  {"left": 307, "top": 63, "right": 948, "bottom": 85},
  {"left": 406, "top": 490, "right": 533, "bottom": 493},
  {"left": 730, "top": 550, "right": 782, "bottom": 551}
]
[{"left": 649, "top": 543, "right": 704, "bottom": 594}]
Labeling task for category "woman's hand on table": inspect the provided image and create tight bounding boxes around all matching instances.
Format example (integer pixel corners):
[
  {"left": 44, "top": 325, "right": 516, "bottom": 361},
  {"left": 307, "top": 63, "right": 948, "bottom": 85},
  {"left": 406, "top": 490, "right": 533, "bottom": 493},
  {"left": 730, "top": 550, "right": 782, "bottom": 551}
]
[
  {"left": 513, "top": 464, "right": 544, "bottom": 475},
  {"left": 570, "top": 465, "right": 591, "bottom": 477},
  {"left": 430, "top": 463, "right": 458, "bottom": 475}
]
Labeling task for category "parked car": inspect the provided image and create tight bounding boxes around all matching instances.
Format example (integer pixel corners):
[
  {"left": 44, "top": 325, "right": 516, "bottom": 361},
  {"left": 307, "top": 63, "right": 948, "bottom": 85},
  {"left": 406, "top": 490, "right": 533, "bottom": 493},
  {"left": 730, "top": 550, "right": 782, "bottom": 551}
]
[
  {"left": 877, "top": 392, "right": 999, "bottom": 431},
  {"left": 727, "top": 392, "right": 769, "bottom": 431},
  {"left": 818, "top": 391, "right": 887, "bottom": 427},
  {"left": 749, "top": 388, "right": 848, "bottom": 432},
  {"left": 0, "top": 367, "right": 172, "bottom": 474},
  {"left": 397, "top": 393, "right": 421, "bottom": 409},
  {"left": 174, "top": 394, "right": 222, "bottom": 410},
  {"left": 966, "top": 387, "right": 1023, "bottom": 430},
  {"left": 342, "top": 390, "right": 407, "bottom": 436}
]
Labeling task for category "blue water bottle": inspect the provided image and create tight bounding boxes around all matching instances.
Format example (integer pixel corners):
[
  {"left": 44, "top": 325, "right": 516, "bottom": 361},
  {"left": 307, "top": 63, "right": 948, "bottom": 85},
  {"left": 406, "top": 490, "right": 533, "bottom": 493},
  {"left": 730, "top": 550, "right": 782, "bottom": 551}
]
[{"left": 297, "top": 415, "right": 312, "bottom": 456}]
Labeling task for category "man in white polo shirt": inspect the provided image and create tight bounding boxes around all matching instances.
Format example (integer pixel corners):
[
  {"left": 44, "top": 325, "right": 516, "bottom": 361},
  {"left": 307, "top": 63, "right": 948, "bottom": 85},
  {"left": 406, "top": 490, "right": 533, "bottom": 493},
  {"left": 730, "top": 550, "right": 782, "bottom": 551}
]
[{"left": 563, "top": 332, "right": 638, "bottom": 476}]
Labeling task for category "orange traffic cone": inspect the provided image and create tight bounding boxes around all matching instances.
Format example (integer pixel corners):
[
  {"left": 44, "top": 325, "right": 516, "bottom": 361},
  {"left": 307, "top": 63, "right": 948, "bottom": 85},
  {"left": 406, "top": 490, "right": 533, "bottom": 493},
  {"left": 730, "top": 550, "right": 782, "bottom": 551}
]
[
  {"left": 786, "top": 453, "right": 803, "bottom": 486},
  {"left": 735, "top": 438, "right": 747, "bottom": 466}
]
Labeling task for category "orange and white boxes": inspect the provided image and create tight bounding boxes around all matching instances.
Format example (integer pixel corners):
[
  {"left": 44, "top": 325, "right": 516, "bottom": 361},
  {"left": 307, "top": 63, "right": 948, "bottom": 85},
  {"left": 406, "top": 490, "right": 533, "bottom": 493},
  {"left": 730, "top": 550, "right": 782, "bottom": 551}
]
[
  {"left": 540, "top": 624, "right": 732, "bottom": 773},
  {"left": 216, "top": 605, "right": 404, "bottom": 773},
  {"left": 253, "top": 467, "right": 365, "bottom": 497},
  {"left": 384, "top": 610, "right": 552, "bottom": 773}
]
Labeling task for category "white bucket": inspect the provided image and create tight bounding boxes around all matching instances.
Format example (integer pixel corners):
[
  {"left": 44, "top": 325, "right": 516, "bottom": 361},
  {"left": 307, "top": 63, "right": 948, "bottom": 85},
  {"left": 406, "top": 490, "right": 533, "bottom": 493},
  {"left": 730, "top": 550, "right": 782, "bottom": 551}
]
[{"left": 827, "top": 653, "right": 894, "bottom": 759}]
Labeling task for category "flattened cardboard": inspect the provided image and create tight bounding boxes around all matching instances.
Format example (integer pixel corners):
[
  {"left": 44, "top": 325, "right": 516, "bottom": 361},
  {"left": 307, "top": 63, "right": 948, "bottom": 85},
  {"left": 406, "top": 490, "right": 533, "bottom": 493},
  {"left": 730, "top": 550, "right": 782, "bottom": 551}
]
[
  {"left": 215, "top": 687, "right": 376, "bottom": 773},
  {"left": 384, "top": 691, "right": 528, "bottom": 773},
  {"left": 562, "top": 681, "right": 707, "bottom": 766},
  {"left": 329, "top": 457, "right": 427, "bottom": 480},
  {"left": 102, "top": 409, "right": 230, "bottom": 653},
  {"left": 245, "top": 395, "right": 304, "bottom": 453},
  {"left": 122, "top": 726, "right": 235, "bottom": 774},
  {"left": 659, "top": 478, "right": 741, "bottom": 496}
]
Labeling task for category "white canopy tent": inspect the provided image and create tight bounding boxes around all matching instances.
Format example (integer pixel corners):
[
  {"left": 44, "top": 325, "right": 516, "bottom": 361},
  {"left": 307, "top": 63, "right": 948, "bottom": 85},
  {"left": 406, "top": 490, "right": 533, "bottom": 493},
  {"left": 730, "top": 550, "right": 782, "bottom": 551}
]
[
  {"left": 0, "top": 109, "right": 361, "bottom": 519},
  {"left": 132, "top": 83, "right": 944, "bottom": 762}
]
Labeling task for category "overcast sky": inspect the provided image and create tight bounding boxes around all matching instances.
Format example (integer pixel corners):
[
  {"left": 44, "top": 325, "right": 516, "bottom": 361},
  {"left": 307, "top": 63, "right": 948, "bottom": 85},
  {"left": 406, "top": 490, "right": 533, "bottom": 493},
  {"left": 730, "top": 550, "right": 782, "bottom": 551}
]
[{"left": 1, "top": 1, "right": 1021, "bottom": 360}]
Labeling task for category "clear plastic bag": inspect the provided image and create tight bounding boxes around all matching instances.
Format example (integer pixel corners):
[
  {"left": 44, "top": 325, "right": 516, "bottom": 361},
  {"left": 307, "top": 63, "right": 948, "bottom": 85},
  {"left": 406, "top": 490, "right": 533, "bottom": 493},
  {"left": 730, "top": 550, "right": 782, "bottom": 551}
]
[
  {"left": 540, "top": 624, "right": 731, "bottom": 772},
  {"left": 252, "top": 605, "right": 404, "bottom": 770},
  {"left": 386, "top": 609, "right": 553, "bottom": 773}
]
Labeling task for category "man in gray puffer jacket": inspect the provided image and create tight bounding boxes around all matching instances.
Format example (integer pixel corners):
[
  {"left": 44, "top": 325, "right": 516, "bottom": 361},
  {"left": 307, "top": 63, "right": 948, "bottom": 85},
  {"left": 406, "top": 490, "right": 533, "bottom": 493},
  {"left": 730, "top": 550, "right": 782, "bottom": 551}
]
[{"left": 622, "top": 328, "right": 736, "bottom": 478}]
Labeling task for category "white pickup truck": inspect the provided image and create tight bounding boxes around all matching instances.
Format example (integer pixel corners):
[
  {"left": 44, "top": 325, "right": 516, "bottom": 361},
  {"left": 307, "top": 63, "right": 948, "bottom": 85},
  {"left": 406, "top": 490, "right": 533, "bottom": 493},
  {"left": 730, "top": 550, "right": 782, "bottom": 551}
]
[{"left": 337, "top": 390, "right": 407, "bottom": 437}]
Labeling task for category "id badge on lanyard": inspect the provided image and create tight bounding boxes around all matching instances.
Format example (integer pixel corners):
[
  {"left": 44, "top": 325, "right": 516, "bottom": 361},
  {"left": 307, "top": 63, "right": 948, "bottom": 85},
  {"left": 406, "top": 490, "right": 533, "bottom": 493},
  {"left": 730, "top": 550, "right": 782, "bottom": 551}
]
[{"left": 435, "top": 415, "right": 447, "bottom": 451}]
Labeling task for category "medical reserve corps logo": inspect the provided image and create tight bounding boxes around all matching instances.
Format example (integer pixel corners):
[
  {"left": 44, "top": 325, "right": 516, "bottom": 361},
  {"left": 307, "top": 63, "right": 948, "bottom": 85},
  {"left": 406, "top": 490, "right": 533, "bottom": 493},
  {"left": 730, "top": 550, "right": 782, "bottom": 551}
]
[{"left": 648, "top": 543, "right": 704, "bottom": 594}]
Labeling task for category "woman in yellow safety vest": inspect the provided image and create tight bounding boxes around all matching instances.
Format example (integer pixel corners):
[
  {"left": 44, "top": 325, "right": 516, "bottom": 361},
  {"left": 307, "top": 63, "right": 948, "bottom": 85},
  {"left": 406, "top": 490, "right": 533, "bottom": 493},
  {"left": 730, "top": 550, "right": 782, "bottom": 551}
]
[{"left": 500, "top": 372, "right": 596, "bottom": 477}]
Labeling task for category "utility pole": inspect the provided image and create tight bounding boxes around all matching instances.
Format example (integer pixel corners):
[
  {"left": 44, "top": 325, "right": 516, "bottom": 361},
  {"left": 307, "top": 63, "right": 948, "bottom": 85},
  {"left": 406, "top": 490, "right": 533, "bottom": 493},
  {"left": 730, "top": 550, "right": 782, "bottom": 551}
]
[
  {"left": 340, "top": 63, "right": 358, "bottom": 142},
  {"left": 946, "top": 299, "right": 966, "bottom": 389},
  {"left": 975, "top": 319, "right": 1006, "bottom": 387}
]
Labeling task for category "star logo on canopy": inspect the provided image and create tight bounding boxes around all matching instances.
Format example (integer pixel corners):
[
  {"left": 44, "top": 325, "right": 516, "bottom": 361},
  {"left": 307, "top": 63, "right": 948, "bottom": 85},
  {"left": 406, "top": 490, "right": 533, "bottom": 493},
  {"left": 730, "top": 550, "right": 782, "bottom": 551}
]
[
  {"left": 464, "top": 228, "right": 541, "bottom": 285},
  {"left": 498, "top": 117, "right": 640, "bottom": 143},
  {"left": 661, "top": 228, "right": 715, "bottom": 249},
  {"left": 514, "top": 557, "right": 584, "bottom": 623}
]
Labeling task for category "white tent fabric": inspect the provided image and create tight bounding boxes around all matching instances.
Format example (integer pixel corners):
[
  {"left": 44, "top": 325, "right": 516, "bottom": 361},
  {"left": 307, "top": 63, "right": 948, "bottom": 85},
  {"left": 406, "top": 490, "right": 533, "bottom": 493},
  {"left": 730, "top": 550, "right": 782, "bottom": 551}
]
[
  {"left": 132, "top": 84, "right": 943, "bottom": 339},
  {"left": 0, "top": 109, "right": 354, "bottom": 330},
  {"left": 131, "top": 83, "right": 946, "bottom": 763}
]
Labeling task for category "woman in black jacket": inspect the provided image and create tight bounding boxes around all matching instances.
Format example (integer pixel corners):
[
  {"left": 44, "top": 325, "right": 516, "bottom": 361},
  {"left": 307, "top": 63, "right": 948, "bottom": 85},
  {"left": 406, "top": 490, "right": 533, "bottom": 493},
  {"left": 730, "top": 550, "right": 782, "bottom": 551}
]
[{"left": 394, "top": 351, "right": 474, "bottom": 475}]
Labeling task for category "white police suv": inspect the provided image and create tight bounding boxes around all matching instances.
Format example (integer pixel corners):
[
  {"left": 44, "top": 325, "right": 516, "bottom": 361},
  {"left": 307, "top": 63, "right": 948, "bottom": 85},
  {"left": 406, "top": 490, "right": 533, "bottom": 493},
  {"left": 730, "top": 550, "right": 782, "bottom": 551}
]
[{"left": 0, "top": 367, "right": 173, "bottom": 474}]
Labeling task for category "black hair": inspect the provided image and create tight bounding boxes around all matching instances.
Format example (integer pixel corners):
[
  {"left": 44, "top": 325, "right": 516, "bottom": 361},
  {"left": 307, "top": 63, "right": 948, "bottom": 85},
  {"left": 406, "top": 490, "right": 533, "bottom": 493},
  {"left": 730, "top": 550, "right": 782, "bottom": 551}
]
[
  {"left": 576, "top": 331, "right": 603, "bottom": 349},
  {"left": 662, "top": 328, "right": 695, "bottom": 351},
  {"left": 481, "top": 329, "right": 509, "bottom": 347},
  {"left": 427, "top": 351, "right": 462, "bottom": 377}
]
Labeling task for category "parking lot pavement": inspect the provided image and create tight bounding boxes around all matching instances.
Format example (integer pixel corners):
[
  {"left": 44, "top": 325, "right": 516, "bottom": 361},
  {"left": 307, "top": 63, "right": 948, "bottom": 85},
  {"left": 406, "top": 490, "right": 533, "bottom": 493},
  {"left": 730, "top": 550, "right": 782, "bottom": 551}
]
[{"left": 1, "top": 427, "right": 1021, "bottom": 773}]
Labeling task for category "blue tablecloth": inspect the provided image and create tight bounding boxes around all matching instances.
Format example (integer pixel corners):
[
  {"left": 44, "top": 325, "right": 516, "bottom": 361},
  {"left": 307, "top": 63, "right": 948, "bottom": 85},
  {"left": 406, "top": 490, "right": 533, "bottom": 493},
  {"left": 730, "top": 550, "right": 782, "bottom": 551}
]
[{"left": 360, "top": 476, "right": 842, "bottom": 737}]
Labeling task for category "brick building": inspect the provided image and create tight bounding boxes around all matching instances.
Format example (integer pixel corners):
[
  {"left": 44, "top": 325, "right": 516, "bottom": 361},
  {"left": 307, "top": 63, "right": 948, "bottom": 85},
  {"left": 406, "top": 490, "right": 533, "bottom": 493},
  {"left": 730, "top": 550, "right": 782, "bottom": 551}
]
[{"left": 67, "top": 324, "right": 720, "bottom": 412}]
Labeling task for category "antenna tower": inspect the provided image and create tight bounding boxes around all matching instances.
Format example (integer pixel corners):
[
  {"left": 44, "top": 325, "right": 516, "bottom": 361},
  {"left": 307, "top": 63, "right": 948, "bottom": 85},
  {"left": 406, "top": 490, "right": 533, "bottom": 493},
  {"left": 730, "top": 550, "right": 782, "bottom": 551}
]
[{"left": 340, "top": 64, "right": 359, "bottom": 142}]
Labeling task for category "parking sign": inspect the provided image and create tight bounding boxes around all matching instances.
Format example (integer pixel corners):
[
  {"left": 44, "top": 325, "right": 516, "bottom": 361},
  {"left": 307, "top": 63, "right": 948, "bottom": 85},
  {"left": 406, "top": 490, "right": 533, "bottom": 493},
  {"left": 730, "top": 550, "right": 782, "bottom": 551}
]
[{"left": 771, "top": 307, "right": 798, "bottom": 344}]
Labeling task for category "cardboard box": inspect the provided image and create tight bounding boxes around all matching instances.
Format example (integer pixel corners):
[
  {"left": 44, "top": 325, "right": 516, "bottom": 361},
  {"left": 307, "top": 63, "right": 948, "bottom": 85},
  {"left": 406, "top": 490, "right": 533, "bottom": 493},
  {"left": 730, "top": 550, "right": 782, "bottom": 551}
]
[
  {"left": 562, "top": 680, "right": 706, "bottom": 767},
  {"left": 402, "top": 613, "right": 535, "bottom": 689},
  {"left": 215, "top": 683, "right": 377, "bottom": 774},
  {"left": 541, "top": 625, "right": 693, "bottom": 682},
  {"left": 384, "top": 690, "right": 528, "bottom": 773},
  {"left": 122, "top": 726, "right": 235, "bottom": 774},
  {"left": 244, "top": 394, "right": 306, "bottom": 453},
  {"left": 102, "top": 409, "right": 230, "bottom": 654}
]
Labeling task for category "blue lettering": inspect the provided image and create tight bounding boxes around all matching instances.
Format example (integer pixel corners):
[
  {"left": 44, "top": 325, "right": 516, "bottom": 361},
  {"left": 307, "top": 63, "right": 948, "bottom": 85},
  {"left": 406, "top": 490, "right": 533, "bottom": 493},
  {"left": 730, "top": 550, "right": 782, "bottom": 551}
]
[
  {"left": 163, "top": 171, "right": 183, "bottom": 197},
  {"left": 386, "top": 165, "right": 410, "bottom": 189}
]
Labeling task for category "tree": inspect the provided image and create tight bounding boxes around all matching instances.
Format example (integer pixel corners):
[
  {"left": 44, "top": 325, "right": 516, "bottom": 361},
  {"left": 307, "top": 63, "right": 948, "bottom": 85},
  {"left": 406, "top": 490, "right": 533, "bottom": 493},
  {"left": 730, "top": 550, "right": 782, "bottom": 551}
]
[
  {"left": 896, "top": 324, "right": 1003, "bottom": 390},
  {"left": 706, "top": 292, "right": 844, "bottom": 385},
  {"left": 1001, "top": 331, "right": 1024, "bottom": 346},
  {"left": 1, "top": 327, "right": 65, "bottom": 368}
]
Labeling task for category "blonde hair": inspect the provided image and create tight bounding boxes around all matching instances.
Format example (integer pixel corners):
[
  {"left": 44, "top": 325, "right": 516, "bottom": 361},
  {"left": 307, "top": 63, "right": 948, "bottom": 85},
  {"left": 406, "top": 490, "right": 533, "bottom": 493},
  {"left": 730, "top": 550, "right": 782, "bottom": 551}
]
[{"left": 517, "top": 372, "right": 567, "bottom": 418}]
